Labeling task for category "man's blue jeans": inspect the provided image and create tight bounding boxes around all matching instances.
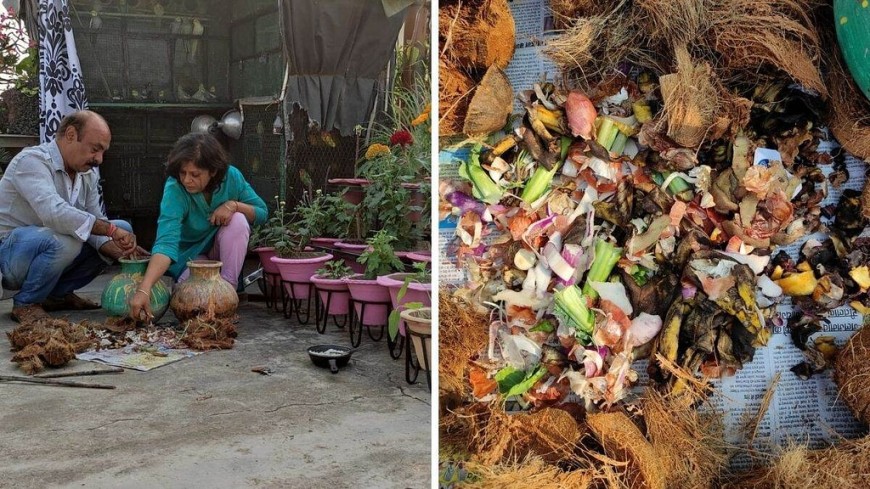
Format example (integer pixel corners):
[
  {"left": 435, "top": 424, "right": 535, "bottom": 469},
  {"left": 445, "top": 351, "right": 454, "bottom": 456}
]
[{"left": 0, "top": 220, "right": 132, "bottom": 307}]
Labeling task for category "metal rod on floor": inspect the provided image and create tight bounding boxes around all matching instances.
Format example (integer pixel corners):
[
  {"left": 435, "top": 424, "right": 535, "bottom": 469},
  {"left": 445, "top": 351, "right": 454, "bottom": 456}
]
[
  {"left": 34, "top": 367, "right": 125, "bottom": 378},
  {"left": 0, "top": 375, "right": 116, "bottom": 389}
]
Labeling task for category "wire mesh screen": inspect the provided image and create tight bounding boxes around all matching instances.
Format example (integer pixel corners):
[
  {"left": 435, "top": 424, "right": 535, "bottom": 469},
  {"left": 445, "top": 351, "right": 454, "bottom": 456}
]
[
  {"left": 69, "top": 0, "right": 232, "bottom": 102},
  {"left": 232, "top": 103, "right": 285, "bottom": 208},
  {"left": 284, "top": 107, "right": 359, "bottom": 208}
]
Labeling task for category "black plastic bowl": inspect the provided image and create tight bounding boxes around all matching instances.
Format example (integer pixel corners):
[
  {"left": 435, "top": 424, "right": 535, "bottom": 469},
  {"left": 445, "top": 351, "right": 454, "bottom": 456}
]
[{"left": 307, "top": 344, "right": 354, "bottom": 374}]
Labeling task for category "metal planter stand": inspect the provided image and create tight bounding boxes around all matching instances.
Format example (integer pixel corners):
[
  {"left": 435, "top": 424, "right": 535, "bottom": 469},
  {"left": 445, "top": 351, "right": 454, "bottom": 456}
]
[
  {"left": 347, "top": 297, "right": 390, "bottom": 348},
  {"left": 280, "top": 280, "right": 313, "bottom": 325},
  {"left": 405, "top": 327, "right": 431, "bottom": 389},
  {"left": 313, "top": 286, "right": 349, "bottom": 334}
]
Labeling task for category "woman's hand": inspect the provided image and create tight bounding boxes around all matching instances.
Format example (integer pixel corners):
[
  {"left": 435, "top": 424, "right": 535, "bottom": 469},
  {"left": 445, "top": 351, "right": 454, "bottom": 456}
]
[
  {"left": 128, "top": 288, "right": 154, "bottom": 323},
  {"left": 209, "top": 200, "right": 237, "bottom": 226}
]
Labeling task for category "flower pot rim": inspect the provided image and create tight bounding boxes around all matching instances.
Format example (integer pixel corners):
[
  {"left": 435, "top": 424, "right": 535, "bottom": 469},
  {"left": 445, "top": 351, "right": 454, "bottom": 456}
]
[
  {"left": 311, "top": 274, "right": 353, "bottom": 284},
  {"left": 335, "top": 241, "right": 368, "bottom": 249},
  {"left": 400, "top": 307, "right": 432, "bottom": 323},
  {"left": 377, "top": 272, "right": 433, "bottom": 290},
  {"left": 328, "top": 178, "right": 371, "bottom": 186},
  {"left": 270, "top": 253, "right": 333, "bottom": 264},
  {"left": 343, "top": 273, "right": 380, "bottom": 284},
  {"left": 252, "top": 246, "right": 275, "bottom": 252}
]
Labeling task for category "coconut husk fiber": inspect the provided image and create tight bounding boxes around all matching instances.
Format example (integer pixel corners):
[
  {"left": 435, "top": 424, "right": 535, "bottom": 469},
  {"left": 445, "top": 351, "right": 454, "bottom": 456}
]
[
  {"left": 833, "top": 325, "right": 870, "bottom": 425},
  {"left": 586, "top": 410, "right": 667, "bottom": 489},
  {"left": 635, "top": 0, "right": 711, "bottom": 45},
  {"left": 548, "top": 0, "right": 618, "bottom": 30},
  {"left": 439, "top": 0, "right": 515, "bottom": 72},
  {"left": 460, "top": 456, "right": 595, "bottom": 489},
  {"left": 6, "top": 318, "right": 93, "bottom": 374},
  {"left": 463, "top": 65, "right": 514, "bottom": 136},
  {"left": 823, "top": 47, "right": 870, "bottom": 163},
  {"left": 643, "top": 389, "right": 728, "bottom": 488},
  {"left": 440, "top": 402, "right": 585, "bottom": 467},
  {"left": 439, "top": 58, "right": 475, "bottom": 137},
  {"left": 179, "top": 316, "right": 237, "bottom": 351},
  {"left": 706, "top": 0, "right": 825, "bottom": 96},
  {"left": 723, "top": 436, "right": 870, "bottom": 488},
  {"left": 660, "top": 44, "right": 720, "bottom": 148},
  {"left": 438, "top": 289, "right": 490, "bottom": 408}
]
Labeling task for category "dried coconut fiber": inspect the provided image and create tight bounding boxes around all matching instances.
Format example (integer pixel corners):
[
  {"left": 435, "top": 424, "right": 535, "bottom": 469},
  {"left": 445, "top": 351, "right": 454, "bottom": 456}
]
[
  {"left": 461, "top": 457, "right": 595, "bottom": 489},
  {"left": 635, "top": 0, "right": 711, "bottom": 45},
  {"left": 179, "top": 316, "right": 237, "bottom": 350},
  {"left": 660, "top": 44, "right": 720, "bottom": 148},
  {"left": 723, "top": 437, "right": 870, "bottom": 488},
  {"left": 586, "top": 410, "right": 667, "bottom": 489},
  {"left": 438, "top": 0, "right": 515, "bottom": 72},
  {"left": 439, "top": 58, "right": 476, "bottom": 137},
  {"left": 833, "top": 325, "right": 870, "bottom": 425},
  {"left": 438, "top": 290, "right": 490, "bottom": 408},
  {"left": 706, "top": 0, "right": 825, "bottom": 96},
  {"left": 6, "top": 319, "right": 92, "bottom": 374}
]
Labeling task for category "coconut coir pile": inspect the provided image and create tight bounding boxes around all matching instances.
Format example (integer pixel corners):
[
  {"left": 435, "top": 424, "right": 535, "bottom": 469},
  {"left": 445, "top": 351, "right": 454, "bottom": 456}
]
[
  {"left": 178, "top": 315, "right": 237, "bottom": 351},
  {"left": 6, "top": 318, "right": 94, "bottom": 374}
]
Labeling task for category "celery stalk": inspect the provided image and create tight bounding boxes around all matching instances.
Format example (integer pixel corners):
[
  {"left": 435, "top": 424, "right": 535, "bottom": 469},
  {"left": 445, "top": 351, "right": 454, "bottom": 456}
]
[
  {"left": 554, "top": 285, "right": 595, "bottom": 344},
  {"left": 520, "top": 137, "right": 569, "bottom": 205},
  {"left": 611, "top": 132, "right": 628, "bottom": 155},
  {"left": 596, "top": 117, "right": 619, "bottom": 151},
  {"left": 459, "top": 144, "right": 504, "bottom": 204},
  {"left": 582, "top": 239, "right": 623, "bottom": 299}
]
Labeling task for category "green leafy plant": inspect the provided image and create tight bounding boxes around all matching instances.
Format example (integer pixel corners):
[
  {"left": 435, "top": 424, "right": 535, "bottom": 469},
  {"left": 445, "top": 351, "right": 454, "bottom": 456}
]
[
  {"left": 250, "top": 197, "right": 293, "bottom": 250},
  {"left": 315, "top": 260, "right": 353, "bottom": 280},
  {"left": 387, "top": 262, "right": 432, "bottom": 340},
  {"left": 357, "top": 229, "right": 403, "bottom": 280}
]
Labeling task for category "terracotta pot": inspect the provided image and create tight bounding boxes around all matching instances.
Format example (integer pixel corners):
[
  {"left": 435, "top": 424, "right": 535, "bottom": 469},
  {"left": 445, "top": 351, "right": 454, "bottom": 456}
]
[
  {"left": 101, "top": 258, "right": 171, "bottom": 321},
  {"left": 310, "top": 274, "right": 351, "bottom": 315},
  {"left": 170, "top": 260, "right": 238, "bottom": 321},
  {"left": 253, "top": 247, "right": 279, "bottom": 274},
  {"left": 376, "top": 272, "right": 432, "bottom": 336},
  {"left": 400, "top": 307, "right": 431, "bottom": 371},
  {"left": 270, "top": 252, "right": 332, "bottom": 299},
  {"left": 328, "top": 178, "right": 370, "bottom": 205},
  {"left": 343, "top": 273, "right": 391, "bottom": 326}
]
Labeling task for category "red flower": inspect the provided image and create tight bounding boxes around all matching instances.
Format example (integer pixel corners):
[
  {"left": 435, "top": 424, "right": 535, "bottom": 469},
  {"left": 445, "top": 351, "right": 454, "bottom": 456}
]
[{"left": 389, "top": 129, "right": 413, "bottom": 147}]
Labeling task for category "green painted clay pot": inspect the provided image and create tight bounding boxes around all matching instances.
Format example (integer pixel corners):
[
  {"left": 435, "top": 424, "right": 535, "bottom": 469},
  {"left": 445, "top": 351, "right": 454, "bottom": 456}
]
[{"left": 101, "top": 258, "right": 171, "bottom": 320}]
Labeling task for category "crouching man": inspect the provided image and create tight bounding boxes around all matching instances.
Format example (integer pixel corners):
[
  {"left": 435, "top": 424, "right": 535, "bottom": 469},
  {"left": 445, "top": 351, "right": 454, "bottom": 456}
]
[{"left": 0, "top": 110, "right": 145, "bottom": 322}]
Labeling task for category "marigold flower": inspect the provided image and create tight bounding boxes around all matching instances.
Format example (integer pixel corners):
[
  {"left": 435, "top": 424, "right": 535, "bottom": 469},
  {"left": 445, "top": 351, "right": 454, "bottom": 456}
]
[
  {"left": 411, "top": 103, "right": 430, "bottom": 127},
  {"left": 365, "top": 143, "right": 391, "bottom": 160},
  {"left": 389, "top": 129, "right": 413, "bottom": 147}
]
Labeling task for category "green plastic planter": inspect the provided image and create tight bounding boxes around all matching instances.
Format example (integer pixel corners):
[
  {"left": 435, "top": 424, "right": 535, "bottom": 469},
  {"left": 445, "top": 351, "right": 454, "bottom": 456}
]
[{"left": 835, "top": 0, "right": 870, "bottom": 100}]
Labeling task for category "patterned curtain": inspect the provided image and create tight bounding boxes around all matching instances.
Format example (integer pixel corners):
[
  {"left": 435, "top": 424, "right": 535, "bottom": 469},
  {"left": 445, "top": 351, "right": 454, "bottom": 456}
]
[
  {"left": 35, "top": 0, "right": 102, "bottom": 211},
  {"left": 36, "top": 0, "right": 87, "bottom": 142}
]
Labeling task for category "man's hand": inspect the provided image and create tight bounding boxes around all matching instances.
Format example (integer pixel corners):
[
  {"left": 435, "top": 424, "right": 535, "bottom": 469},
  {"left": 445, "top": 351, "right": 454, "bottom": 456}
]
[
  {"left": 99, "top": 242, "right": 148, "bottom": 261},
  {"left": 209, "top": 200, "right": 237, "bottom": 227},
  {"left": 112, "top": 227, "right": 137, "bottom": 251}
]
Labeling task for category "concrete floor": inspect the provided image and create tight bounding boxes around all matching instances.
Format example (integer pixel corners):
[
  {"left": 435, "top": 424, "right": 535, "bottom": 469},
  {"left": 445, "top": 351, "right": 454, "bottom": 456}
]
[{"left": 0, "top": 268, "right": 431, "bottom": 489}]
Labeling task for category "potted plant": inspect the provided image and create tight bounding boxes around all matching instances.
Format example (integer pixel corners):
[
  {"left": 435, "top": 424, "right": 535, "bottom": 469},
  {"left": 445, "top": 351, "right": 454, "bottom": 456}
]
[
  {"left": 343, "top": 230, "right": 404, "bottom": 347},
  {"left": 296, "top": 189, "right": 353, "bottom": 246},
  {"left": 400, "top": 306, "right": 432, "bottom": 386},
  {"left": 382, "top": 262, "right": 433, "bottom": 340},
  {"left": 310, "top": 259, "right": 353, "bottom": 333},
  {"left": 249, "top": 197, "right": 293, "bottom": 309},
  {"left": 269, "top": 224, "right": 332, "bottom": 324}
]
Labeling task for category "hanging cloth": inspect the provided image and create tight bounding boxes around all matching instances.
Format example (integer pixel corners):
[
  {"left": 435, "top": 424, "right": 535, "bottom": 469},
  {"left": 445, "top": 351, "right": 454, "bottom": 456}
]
[
  {"left": 36, "top": 0, "right": 88, "bottom": 141},
  {"left": 280, "top": 0, "right": 408, "bottom": 137},
  {"left": 35, "top": 0, "right": 103, "bottom": 212}
]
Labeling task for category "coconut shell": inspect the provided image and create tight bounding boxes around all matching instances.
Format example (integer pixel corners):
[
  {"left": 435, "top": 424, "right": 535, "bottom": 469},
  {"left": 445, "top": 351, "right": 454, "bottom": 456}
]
[
  {"left": 463, "top": 65, "right": 513, "bottom": 136},
  {"left": 834, "top": 326, "right": 870, "bottom": 425},
  {"left": 587, "top": 411, "right": 666, "bottom": 489}
]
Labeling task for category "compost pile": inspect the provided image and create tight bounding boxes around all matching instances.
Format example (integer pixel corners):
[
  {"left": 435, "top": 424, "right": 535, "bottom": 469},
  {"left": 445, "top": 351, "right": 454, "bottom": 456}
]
[
  {"left": 439, "top": 0, "right": 870, "bottom": 486},
  {"left": 6, "top": 319, "right": 94, "bottom": 374}
]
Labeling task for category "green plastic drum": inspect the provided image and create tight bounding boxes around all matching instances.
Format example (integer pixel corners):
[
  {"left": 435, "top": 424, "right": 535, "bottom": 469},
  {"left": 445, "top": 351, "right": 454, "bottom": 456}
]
[
  {"left": 101, "top": 258, "right": 171, "bottom": 321},
  {"left": 835, "top": 0, "right": 870, "bottom": 101}
]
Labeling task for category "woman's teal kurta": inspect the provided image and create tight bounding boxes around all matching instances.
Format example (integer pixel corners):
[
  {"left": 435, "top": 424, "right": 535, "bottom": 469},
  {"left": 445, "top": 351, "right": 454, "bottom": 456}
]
[{"left": 151, "top": 165, "right": 268, "bottom": 278}]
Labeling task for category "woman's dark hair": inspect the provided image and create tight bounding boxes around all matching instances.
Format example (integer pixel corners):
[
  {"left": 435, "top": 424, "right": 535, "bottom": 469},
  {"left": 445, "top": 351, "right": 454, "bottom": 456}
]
[{"left": 165, "top": 132, "right": 229, "bottom": 194}]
